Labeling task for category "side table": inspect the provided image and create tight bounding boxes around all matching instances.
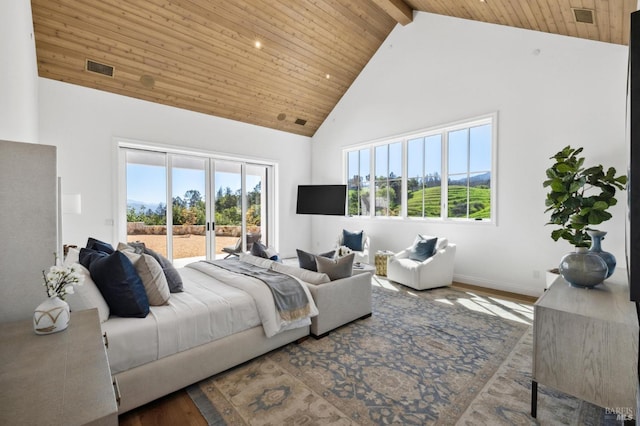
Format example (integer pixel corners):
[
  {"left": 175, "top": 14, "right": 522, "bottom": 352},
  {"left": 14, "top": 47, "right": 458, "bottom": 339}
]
[
  {"left": 0, "top": 308, "right": 118, "bottom": 425},
  {"left": 375, "top": 250, "right": 395, "bottom": 276}
]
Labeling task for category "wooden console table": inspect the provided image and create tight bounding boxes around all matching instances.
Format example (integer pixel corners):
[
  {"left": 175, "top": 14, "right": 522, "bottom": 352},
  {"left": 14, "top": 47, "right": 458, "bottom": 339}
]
[
  {"left": 532, "top": 277, "right": 638, "bottom": 419},
  {"left": 0, "top": 308, "right": 118, "bottom": 425}
]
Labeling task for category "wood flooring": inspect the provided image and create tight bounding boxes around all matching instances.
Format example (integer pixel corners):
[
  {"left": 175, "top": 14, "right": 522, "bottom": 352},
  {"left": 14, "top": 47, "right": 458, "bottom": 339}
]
[{"left": 117, "top": 282, "right": 535, "bottom": 425}]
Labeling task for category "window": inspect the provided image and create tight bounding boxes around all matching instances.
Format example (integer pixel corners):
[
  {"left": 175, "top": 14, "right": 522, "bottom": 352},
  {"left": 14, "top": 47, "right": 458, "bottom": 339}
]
[
  {"left": 120, "top": 142, "right": 274, "bottom": 265},
  {"left": 447, "top": 124, "right": 492, "bottom": 220},
  {"left": 344, "top": 114, "right": 495, "bottom": 222},
  {"left": 407, "top": 135, "right": 442, "bottom": 218},
  {"left": 347, "top": 148, "right": 370, "bottom": 216},
  {"left": 374, "top": 142, "right": 402, "bottom": 217}
]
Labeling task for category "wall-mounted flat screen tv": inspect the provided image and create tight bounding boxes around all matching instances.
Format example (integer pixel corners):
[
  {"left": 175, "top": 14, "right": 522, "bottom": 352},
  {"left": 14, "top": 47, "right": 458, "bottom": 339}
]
[
  {"left": 296, "top": 184, "right": 346, "bottom": 215},
  {"left": 629, "top": 10, "right": 640, "bottom": 303}
]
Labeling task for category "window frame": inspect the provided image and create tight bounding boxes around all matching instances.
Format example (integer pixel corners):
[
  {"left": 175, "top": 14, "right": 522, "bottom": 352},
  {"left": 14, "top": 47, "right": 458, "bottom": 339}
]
[
  {"left": 115, "top": 138, "right": 278, "bottom": 260},
  {"left": 343, "top": 113, "right": 497, "bottom": 224}
]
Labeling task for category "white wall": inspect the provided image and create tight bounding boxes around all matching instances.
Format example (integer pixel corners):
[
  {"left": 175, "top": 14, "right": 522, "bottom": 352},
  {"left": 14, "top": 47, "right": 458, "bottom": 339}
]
[
  {"left": 38, "top": 79, "right": 312, "bottom": 258},
  {"left": 0, "top": 0, "right": 39, "bottom": 143},
  {"left": 311, "top": 12, "right": 629, "bottom": 297}
]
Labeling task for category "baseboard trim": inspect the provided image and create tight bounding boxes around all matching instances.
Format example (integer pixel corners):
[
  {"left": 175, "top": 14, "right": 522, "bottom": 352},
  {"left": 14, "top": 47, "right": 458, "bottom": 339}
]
[{"left": 451, "top": 282, "right": 538, "bottom": 304}]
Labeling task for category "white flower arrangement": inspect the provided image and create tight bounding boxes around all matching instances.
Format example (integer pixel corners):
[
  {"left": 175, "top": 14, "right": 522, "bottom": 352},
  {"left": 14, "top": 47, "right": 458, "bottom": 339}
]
[{"left": 42, "top": 264, "right": 83, "bottom": 300}]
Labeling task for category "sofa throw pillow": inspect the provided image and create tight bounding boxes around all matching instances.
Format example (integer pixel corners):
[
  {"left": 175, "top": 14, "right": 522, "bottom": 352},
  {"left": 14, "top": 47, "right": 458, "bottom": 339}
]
[
  {"left": 64, "top": 263, "right": 110, "bottom": 323},
  {"left": 79, "top": 247, "right": 108, "bottom": 270},
  {"left": 120, "top": 249, "right": 170, "bottom": 306},
  {"left": 409, "top": 237, "right": 438, "bottom": 262},
  {"left": 316, "top": 252, "right": 355, "bottom": 280},
  {"left": 86, "top": 237, "right": 114, "bottom": 254},
  {"left": 271, "top": 262, "right": 331, "bottom": 285},
  {"left": 251, "top": 241, "right": 269, "bottom": 258},
  {"left": 416, "top": 234, "right": 448, "bottom": 251},
  {"left": 87, "top": 250, "right": 149, "bottom": 318},
  {"left": 296, "top": 249, "right": 335, "bottom": 272},
  {"left": 120, "top": 242, "right": 183, "bottom": 293},
  {"left": 342, "top": 229, "right": 363, "bottom": 252}
]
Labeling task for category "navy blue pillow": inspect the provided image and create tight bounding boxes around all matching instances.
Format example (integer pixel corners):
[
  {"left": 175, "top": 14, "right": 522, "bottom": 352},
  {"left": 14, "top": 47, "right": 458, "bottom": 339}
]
[
  {"left": 342, "top": 229, "right": 363, "bottom": 252},
  {"left": 296, "top": 249, "right": 335, "bottom": 272},
  {"left": 78, "top": 247, "right": 108, "bottom": 270},
  {"left": 409, "top": 237, "right": 438, "bottom": 262},
  {"left": 88, "top": 251, "right": 149, "bottom": 318},
  {"left": 86, "top": 237, "right": 114, "bottom": 254}
]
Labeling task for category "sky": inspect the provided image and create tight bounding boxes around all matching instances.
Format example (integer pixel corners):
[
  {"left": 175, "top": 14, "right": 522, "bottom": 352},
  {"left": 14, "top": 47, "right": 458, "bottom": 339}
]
[
  {"left": 127, "top": 165, "right": 259, "bottom": 206},
  {"left": 348, "top": 123, "right": 491, "bottom": 181}
]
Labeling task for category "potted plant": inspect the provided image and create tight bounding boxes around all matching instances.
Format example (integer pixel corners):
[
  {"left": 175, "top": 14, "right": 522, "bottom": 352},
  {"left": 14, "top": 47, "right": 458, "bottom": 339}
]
[{"left": 543, "top": 145, "right": 627, "bottom": 287}]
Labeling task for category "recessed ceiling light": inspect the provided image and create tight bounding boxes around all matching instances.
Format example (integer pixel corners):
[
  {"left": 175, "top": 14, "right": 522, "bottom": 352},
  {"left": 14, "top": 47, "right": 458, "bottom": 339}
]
[
  {"left": 325, "top": 74, "right": 331, "bottom": 79},
  {"left": 254, "top": 40, "right": 262, "bottom": 49}
]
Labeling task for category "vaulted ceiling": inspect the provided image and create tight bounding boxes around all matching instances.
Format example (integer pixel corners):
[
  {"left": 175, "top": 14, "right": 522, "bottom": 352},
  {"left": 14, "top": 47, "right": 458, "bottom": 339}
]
[{"left": 31, "top": 1, "right": 637, "bottom": 137}]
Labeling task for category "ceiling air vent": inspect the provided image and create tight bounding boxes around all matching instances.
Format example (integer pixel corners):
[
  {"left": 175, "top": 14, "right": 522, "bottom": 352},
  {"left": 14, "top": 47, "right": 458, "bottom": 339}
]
[
  {"left": 572, "top": 8, "right": 595, "bottom": 25},
  {"left": 295, "top": 118, "right": 307, "bottom": 126},
  {"left": 85, "top": 59, "right": 115, "bottom": 77}
]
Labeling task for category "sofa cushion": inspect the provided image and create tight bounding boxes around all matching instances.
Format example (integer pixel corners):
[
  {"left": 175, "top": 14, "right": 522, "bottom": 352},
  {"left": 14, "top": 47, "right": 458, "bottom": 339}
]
[
  {"left": 239, "top": 253, "right": 274, "bottom": 269},
  {"left": 316, "top": 253, "right": 355, "bottom": 280},
  {"left": 342, "top": 230, "right": 364, "bottom": 252},
  {"left": 409, "top": 236, "right": 438, "bottom": 262},
  {"left": 270, "top": 262, "right": 331, "bottom": 285},
  {"left": 120, "top": 249, "right": 170, "bottom": 306},
  {"left": 86, "top": 250, "right": 150, "bottom": 318},
  {"left": 296, "top": 249, "right": 335, "bottom": 272}
]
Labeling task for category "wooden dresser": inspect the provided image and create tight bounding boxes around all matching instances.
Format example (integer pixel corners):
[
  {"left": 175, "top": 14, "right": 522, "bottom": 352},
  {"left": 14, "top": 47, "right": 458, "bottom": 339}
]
[
  {"left": 0, "top": 308, "right": 118, "bottom": 425},
  {"left": 532, "top": 277, "right": 638, "bottom": 419}
]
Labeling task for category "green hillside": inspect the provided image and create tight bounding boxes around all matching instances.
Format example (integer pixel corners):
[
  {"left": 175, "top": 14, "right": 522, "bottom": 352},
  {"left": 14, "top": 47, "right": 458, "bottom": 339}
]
[
  {"left": 408, "top": 185, "right": 490, "bottom": 219},
  {"left": 350, "top": 185, "right": 490, "bottom": 219}
]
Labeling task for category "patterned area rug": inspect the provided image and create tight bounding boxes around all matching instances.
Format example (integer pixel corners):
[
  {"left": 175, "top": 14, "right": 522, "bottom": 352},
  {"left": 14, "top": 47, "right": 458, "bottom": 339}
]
[{"left": 187, "top": 280, "right": 609, "bottom": 425}]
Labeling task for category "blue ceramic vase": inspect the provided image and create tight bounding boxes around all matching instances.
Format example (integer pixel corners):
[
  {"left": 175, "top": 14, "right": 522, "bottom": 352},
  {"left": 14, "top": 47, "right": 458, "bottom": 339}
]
[
  {"left": 587, "top": 230, "right": 616, "bottom": 279},
  {"left": 559, "top": 247, "right": 608, "bottom": 288}
]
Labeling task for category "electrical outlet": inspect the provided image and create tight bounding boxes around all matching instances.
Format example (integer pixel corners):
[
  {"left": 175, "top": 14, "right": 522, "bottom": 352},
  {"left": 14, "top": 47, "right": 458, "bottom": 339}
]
[
  {"left": 532, "top": 270, "right": 540, "bottom": 279},
  {"left": 105, "top": 219, "right": 114, "bottom": 226}
]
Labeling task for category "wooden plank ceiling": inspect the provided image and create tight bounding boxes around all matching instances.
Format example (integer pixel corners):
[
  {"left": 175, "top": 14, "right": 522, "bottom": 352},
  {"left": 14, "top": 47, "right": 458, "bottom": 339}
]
[{"left": 31, "top": 0, "right": 637, "bottom": 137}]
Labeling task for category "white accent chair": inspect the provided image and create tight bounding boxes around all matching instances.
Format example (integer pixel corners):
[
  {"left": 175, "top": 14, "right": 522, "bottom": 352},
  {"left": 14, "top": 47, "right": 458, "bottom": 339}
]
[
  {"left": 336, "top": 230, "right": 370, "bottom": 264},
  {"left": 387, "top": 237, "right": 456, "bottom": 290}
]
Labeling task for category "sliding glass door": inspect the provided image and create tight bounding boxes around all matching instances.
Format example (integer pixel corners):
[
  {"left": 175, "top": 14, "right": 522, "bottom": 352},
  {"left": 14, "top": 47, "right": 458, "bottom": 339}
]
[
  {"left": 170, "top": 155, "right": 207, "bottom": 265},
  {"left": 122, "top": 146, "right": 272, "bottom": 265}
]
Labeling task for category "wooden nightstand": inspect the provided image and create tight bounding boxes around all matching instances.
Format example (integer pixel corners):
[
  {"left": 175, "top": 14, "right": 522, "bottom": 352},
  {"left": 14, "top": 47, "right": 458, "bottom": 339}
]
[{"left": 0, "top": 308, "right": 118, "bottom": 425}]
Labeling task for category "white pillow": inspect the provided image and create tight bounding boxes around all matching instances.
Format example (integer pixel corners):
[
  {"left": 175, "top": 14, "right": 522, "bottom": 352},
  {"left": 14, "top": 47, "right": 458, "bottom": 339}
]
[
  {"left": 65, "top": 263, "right": 110, "bottom": 323},
  {"left": 120, "top": 249, "right": 170, "bottom": 306}
]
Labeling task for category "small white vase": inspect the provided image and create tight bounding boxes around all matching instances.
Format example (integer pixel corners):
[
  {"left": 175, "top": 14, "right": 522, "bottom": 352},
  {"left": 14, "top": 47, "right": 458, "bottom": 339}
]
[{"left": 33, "top": 296, "right": 70, "bottom": 335}]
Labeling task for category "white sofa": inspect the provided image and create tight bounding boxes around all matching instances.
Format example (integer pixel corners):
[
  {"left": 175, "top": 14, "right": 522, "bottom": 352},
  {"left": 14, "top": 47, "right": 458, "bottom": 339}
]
[
  {"left": 100, "top": 254, "right": 372, "bottom": 413},
  {"left": 387, "top": 238, "right": 456, "bottom": 290}
]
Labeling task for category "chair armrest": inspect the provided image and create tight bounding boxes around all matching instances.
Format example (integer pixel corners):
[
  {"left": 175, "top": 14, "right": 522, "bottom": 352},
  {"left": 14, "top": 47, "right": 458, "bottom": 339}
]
[{"left": 390, "top": 248, "right": 411, "bottom": 261}]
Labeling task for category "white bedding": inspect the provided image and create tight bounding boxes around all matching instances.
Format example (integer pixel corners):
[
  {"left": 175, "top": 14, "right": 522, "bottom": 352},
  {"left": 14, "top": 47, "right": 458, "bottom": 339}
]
[
  {"left": 103, "top": 266, "right": 261, "bottom": 374},
  {"left": 185, "top": 261, "right": 319, "bottom": 337},
  {"left": 102, "top": 261, "right": 317, "bottom": 375}
]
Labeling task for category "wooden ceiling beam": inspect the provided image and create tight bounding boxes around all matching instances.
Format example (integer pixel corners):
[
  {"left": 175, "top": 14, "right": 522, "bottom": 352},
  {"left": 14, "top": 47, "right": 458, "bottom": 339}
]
[{"left": 370, "top": 0, "right": 413, "bottom": 26}]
